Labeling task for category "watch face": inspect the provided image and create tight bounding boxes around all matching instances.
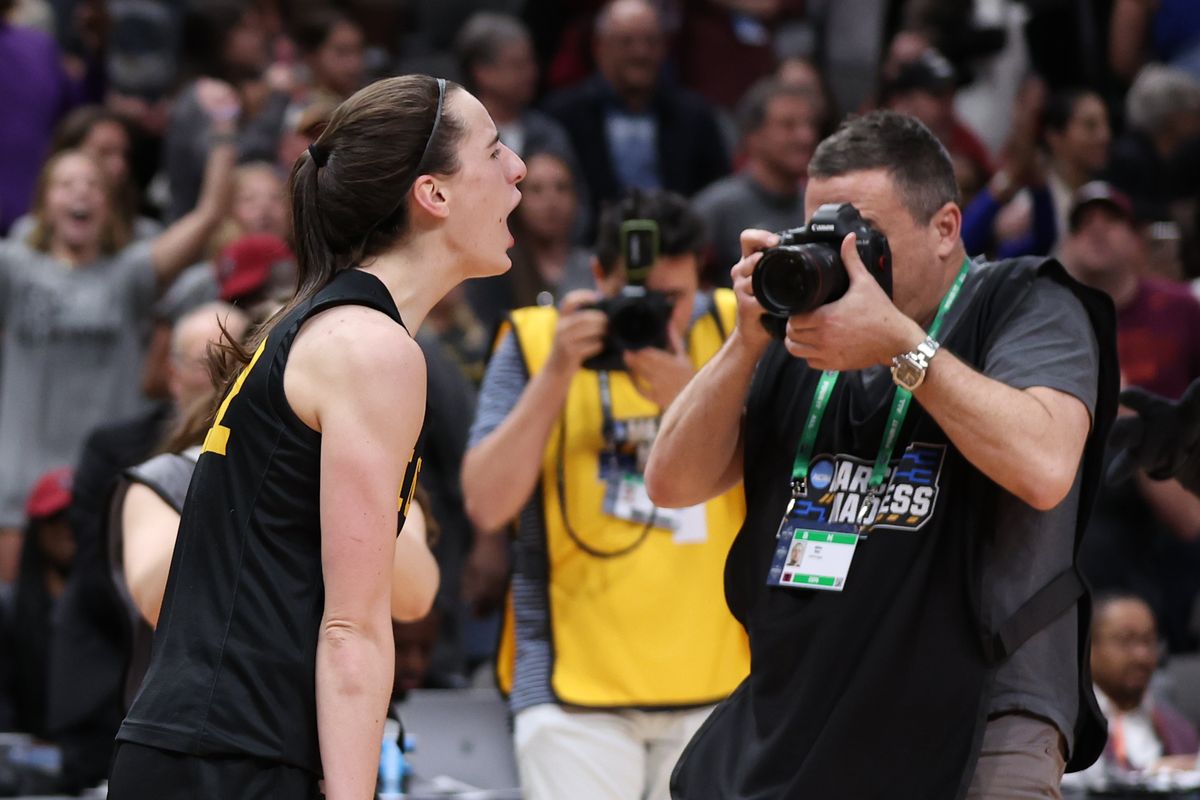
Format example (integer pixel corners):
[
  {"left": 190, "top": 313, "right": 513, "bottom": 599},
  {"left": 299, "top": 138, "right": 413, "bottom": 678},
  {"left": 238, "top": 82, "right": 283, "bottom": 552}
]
[{"left": 894, "top": 360, "right": 924, "bottom": 388}]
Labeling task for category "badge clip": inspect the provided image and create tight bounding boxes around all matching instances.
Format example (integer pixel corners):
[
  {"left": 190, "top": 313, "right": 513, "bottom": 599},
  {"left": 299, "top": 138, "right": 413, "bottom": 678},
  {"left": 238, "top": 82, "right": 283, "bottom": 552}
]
[{"left": 791, "top": 478, "right": 806, "bottom": 498}]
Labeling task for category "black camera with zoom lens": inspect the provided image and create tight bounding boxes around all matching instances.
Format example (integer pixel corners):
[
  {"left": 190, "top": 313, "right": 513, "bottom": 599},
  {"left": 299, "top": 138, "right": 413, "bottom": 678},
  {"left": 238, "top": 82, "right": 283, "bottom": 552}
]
[
  {"left": 751, "top": 203, "right": 892, "bottom": 334},
  {"left": 584, "top": 219, "right": 675, "bottom": 371}
]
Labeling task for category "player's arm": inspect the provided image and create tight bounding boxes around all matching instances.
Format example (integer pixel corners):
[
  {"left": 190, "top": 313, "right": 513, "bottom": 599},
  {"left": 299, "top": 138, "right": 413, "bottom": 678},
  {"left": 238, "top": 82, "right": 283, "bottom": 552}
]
[
  {"left": 646, "top": 230, "right": 777, "bottom": 508},
  {"left": 121, "top": 483, "right": 182, "bottom": 627},
  {"left": 297, "top": 311, "right": 433, "bottom": 800},
  {"left": 392, "top": 496, "right": 439, "bottom": 620},
  {"left": 462, "top": 290, "right": 606, "bottom": 533}
]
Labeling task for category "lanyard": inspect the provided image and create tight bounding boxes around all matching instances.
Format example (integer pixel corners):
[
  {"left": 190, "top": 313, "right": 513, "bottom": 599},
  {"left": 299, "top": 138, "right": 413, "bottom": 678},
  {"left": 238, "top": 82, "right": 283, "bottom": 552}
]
[{"left": 790, "top": 258, "right": 972, "bottom": 496}]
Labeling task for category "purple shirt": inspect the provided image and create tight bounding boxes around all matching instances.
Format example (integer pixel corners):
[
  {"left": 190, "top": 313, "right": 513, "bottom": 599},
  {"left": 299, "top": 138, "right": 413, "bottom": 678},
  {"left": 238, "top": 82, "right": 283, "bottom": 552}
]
[{"left": 0, "top": 23, "right": 75, "bottom": 235}]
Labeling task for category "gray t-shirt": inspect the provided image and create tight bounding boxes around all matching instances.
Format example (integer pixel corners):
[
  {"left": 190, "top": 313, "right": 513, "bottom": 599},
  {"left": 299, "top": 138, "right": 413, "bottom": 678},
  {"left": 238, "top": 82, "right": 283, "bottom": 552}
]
[
  {"left": 976, "top": 272, "right": 1098, "bottom": 751},
  {"left": 859, "top": 260, "right": 1098, "bottom": 749},
  {"left": 0, "top": 239, "right": 158, "bottom": 526},
  {"left": 692, "top": 172, "right": 805, "bottom": 284}
]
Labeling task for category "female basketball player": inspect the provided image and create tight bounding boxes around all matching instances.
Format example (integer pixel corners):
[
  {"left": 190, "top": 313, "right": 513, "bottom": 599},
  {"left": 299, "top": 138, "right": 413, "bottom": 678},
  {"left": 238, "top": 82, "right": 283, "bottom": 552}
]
[{"left": 107, "top": 75, "right": 526, "bottom": 800}]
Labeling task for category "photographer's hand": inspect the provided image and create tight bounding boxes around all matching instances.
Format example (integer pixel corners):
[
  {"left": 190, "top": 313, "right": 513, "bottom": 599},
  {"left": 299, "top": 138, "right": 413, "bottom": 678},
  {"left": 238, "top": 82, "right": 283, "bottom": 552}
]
[
  {"left": 625, "top": 325, "right": 694, "bottom": 409},
  {"left": 731, "top": 229, "right": 780, "bottom": 358},
  {"left": 783, "top": 232, "right": 923, "bottom": 371},
  {"left": 546, "top": 290, "right": 608, "bottom": 376}
]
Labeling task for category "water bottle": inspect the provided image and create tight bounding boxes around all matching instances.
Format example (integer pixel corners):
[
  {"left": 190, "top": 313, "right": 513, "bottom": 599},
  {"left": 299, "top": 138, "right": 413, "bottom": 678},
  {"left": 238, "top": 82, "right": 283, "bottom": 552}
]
[{"left": 376, "top": 719, "right": 405, "bottom": 800}]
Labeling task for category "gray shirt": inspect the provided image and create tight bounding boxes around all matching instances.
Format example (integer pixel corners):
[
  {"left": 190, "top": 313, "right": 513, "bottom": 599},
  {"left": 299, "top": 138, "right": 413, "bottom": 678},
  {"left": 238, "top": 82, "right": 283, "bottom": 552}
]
[
  {"left": 0, "top": 239, "right": 158, "bottom": 526},
  {"left": 692, "top": 172, "right": 805, "bottom": 285},
  {"left": 859, "top": 259, "right": 1098, "bottom": 749},
  {"left": 977, "top": 272, "right": 1098, "bottom": 750}
]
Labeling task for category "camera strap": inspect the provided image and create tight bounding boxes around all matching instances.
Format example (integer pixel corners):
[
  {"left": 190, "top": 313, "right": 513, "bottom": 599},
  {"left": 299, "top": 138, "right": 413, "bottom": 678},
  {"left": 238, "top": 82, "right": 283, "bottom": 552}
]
[{"left": 790, "top": 258, "right": 971, "bottom": 501}]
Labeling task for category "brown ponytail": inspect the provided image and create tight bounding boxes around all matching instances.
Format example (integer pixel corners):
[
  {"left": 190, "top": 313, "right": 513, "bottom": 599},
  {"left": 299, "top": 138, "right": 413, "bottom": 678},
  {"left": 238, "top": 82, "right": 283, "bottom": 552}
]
[{"left": 214, "top": 74, "right": 465, "bottom": 388}]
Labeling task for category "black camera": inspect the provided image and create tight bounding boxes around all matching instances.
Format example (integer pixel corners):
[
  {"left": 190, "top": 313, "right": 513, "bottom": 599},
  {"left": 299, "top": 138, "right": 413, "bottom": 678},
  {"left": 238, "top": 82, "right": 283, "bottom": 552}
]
[
  {"left": 584, "top": 219, "right": 675, "bottom": 371},
  {"left": 751, "top": 203, "right": 892, "bottom": 326}
]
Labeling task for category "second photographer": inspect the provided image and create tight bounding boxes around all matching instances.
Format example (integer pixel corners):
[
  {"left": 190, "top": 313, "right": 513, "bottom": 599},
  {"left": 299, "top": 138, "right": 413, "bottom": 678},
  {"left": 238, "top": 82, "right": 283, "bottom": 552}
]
[{"left": 461, "top": 190, "right": 748, "bottom": 800}]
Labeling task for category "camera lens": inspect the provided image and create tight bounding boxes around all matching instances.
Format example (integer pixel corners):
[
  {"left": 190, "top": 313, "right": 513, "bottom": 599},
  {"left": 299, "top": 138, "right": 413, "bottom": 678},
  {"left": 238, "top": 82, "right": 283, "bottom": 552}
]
[{"left": 755, "top": 244, "right": 846, "bottom": 315}]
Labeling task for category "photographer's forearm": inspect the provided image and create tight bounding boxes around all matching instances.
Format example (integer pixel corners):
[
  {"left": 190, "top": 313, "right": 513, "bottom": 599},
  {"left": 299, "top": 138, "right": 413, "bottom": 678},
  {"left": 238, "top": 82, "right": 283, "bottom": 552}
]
[
  {"left": 462, "top": 365, "right": 573, "bottom": 533},
  {"left": 646, "top": 330, "right": 760, "bottom": 507},
  {"left": 913, "top": 349, "right": 1090, "bottom": 511}
]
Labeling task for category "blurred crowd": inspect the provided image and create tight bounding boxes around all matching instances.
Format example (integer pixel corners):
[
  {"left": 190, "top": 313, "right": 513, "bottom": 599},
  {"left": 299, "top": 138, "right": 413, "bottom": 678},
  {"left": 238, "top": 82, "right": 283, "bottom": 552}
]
[{"left": 3, "top": 0, "right": 1200, "bottom": 794}]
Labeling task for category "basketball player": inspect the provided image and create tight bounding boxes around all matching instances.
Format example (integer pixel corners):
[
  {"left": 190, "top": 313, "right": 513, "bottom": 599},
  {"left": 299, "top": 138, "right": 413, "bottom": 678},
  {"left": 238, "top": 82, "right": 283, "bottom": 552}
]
[{"left": 107, "top": 75, "right": 526, "bottom": 800}]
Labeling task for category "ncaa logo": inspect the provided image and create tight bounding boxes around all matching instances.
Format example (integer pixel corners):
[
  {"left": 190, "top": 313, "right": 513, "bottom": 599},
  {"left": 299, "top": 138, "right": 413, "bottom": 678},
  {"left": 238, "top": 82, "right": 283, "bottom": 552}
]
[{"left": 809, "top": 458, "right": 834, "bottom": 491}]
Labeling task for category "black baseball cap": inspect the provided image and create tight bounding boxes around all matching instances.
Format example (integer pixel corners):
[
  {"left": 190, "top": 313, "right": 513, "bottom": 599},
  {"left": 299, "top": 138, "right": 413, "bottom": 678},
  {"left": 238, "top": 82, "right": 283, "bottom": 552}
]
[
  {"left": 1068, "top": 181, "right": 1136, "bottom": 231},
  {"left": 882, "top": 49, "right": 957, "bottom": 99}
]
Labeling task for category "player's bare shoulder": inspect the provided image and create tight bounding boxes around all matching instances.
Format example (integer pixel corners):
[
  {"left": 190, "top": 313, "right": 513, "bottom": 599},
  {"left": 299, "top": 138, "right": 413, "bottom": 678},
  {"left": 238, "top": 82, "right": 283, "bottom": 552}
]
[{"left": 285, "top": 304, "right": 426, "bottom": 431}]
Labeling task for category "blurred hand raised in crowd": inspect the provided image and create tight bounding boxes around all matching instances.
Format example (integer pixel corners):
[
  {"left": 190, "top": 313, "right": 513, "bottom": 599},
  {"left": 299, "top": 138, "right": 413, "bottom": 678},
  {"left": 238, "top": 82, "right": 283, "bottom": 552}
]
[
  {"left": 195, "top": 78, "right": 243, "bottom": 132},
  {"left": 730, "top": 228, "right": 780, "bottom": 357},
  {"left": 783, "top": 232, "right": 923, "bottom": 371},
  {"left": 991, "top": 76, "right": 1048, "bottom": 204},
  {"left": 546, "top": 289, "right": 608, "bottom": 376},
  {"left": 625, "top": 324, "right": 694, "bottom": 409}
]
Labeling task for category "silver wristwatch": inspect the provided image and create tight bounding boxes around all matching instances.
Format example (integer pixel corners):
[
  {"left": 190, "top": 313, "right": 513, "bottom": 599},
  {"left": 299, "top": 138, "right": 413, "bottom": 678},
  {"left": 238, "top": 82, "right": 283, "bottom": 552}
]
[{"left": 890, "top": 336, "right": 940, "bottom": 391}]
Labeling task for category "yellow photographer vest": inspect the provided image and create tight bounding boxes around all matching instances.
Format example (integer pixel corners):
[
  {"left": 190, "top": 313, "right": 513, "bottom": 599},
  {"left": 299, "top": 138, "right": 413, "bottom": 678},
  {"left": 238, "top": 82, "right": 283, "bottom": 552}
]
[{"left": 496, "top": 290, "right": 750, "bottom": 708}]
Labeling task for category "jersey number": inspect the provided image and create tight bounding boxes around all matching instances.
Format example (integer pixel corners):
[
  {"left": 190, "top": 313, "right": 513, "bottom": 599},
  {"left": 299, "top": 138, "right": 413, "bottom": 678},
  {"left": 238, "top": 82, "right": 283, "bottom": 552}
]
[{"left": 202, "top": 340, "right": 268, "bottom": 456}]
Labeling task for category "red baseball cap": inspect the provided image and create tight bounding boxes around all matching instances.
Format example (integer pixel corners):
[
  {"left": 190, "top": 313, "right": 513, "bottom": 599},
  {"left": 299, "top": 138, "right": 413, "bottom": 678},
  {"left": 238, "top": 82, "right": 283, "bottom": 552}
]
[
  {"left": 25, "top": 467, "right": 73, "bottom": 519},
  {"left": 214, "top": 233, "right": 293, "bottom": 303}
]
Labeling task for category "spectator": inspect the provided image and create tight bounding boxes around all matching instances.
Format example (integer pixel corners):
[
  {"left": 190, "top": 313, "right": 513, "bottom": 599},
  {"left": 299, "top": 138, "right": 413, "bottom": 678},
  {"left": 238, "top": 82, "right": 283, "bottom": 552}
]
[
  {"left": 1060, "top": 182, "right": 1200, "bottom": 402},
  {"left": 391, "top": 606, "right": 441, "bottom": 703},
  {"left": 0, "top": 468, "right": 76, "bottom": 739},
  {"left": 692, "top": 78, "right": 818, "bottom": 285},
  {"left": 222, "top": 161, "right": 289, "bottom": 246},
  {"left": 1111, "top": 0, "right": 1200, "bottom": 83},
  {"left": 455, "top": 13, "right": 577, "bottom": 170},
  {"left": 0, "top": 0, "right": 85, "bottom": 234},
  {"left": 963, "top": 85, "right": 1110, "bottom": 258},
  {"left": 543, "top": 0, "right": 730, "bottom": 231},
  {"left": 880, "top": 48, "right": 994, "bottom": 200},
  {"left": 1065, "top": 593, "right": 1199, "bottom": 789},
  {"left": 0, "top": 81, "right": 238, "bottom": 584},
  {"left": 466, "top": 149, "right": 594, "bottom": 333},
  {"left": 776, "top": 54, "right": 835, "bottom": 135},
  {"left": 1107, "top": 65, "right": 1200, "bottom": 215},
  {"left": 675, "top": 0, "right": 805, "bottom": 111},
  {"left": 8, "top": 106, "right": 162, "bottom": 244},
  {"left": 1061, "top": 181, "right": 1200, "bottom": 653},
  {"left": 290, "top": 7, "right": 366, "bottom": 107},
  {"left": 277, "top": 96, "right": 336, "bottom": 174},
  {"left": 455, "top": 11, "right": 591, "bottom": 240},
  {"left": 163, "top": 0, "right": 285, "bottom": 221},
  {"left": 462, "top": 190, "right": 748, "bottom": 800}
]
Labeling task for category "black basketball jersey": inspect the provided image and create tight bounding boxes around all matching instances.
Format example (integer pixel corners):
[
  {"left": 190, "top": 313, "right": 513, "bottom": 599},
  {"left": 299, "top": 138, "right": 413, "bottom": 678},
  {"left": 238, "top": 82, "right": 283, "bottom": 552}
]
[{"left": 117, "top": 269, "right": 425, "bottom": 776}]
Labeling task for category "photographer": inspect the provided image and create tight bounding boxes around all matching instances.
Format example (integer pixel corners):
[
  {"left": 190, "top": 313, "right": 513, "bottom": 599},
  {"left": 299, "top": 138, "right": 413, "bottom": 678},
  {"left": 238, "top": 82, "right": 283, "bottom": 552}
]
[
  {"left": 646, "top": 111, "right": 1120, "bottom": 798},
  {"left": 461, "top": 191, "right": 748, "bottom": 800}
]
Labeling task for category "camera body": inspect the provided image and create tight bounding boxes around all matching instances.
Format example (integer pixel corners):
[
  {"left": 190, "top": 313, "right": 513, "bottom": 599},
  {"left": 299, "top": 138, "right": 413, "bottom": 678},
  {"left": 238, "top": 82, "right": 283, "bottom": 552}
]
[
  {"left": 751, "top": 203, "right": 892, "bottom": 328},
  {"left": 583, "top": 219, "right": 675, "bottom": 371}
]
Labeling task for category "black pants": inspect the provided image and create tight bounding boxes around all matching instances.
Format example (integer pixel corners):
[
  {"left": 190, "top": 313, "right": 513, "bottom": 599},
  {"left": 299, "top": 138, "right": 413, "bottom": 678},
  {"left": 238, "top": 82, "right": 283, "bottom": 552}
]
[{"left": 108, "top": 742, "right": 322, "bottom": 800}]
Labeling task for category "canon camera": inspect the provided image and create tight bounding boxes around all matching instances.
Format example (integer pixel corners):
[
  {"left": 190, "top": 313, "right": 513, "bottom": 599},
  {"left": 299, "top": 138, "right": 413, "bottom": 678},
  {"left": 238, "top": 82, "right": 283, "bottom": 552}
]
[{"left": 751, "top": 203, "right": 893, "bottom": 329}]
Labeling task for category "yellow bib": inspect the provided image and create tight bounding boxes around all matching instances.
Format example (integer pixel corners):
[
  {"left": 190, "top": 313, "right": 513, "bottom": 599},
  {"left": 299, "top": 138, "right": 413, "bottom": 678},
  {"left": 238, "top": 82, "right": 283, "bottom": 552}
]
[{"left": 496, "top": 290, "right": 750, "bottom": 707}]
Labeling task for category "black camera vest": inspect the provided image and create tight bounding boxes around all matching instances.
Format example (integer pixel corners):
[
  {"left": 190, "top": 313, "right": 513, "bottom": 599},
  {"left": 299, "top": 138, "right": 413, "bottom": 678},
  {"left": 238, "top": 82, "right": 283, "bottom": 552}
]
[{"left": 671, "top": 257, "right": 1118, "bottom": 800}]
